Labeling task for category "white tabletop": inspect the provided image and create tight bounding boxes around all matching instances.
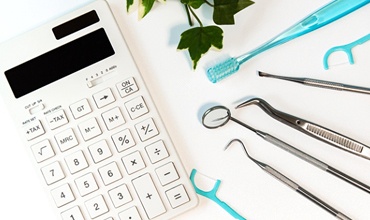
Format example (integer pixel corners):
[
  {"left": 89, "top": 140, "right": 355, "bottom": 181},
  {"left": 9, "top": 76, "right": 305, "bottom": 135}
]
[{"left": 1, "top": 0, "right": 370, "bottom": 219}]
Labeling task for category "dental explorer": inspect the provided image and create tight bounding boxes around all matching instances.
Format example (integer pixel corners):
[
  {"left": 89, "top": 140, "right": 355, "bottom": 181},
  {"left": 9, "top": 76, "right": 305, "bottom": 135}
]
[
  {"left": 258, "top": 71, "right": 370, "bottom": 95},
  {"left": 225, "top": 139, "right": 351, "bottom": 220},
  {"left": 202, "top": 105, "right": 370, "bottom": 194},
  {"left": 236, "top": 98, "right": 370, "bottom": 160}
]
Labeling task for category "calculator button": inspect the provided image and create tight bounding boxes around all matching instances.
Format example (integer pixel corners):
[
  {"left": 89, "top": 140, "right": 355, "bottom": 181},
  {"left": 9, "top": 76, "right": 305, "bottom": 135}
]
[
  {"left": 132, "top": 173, "right": 166, "bottom": 219},
  {"left": 78, "top": 117, "right": 102, "bottom": 141},
  {"left": 31, "top": 139, "right": 55, "bottom": 163},
  {"left": 108, "top": 184, "right": 132, "bottom": 208},
  {"left": 88, "top": 140, "right": 112, "bottom": 163},
  {"left": 23, "top": 120, "right": 45, "bottom": 140},
  {"left": 75, "top": 173, "right": 99, "bottom": 196},
  {"left": 51, "top": 183, "right": 75, "bottom": 207},
  {"left": 125, "top": 96, "right": 149, "bottom": 120},
  {"left": 111, "top": 129, "right": 136, "bottom": 152},
  {"left": 116, "top": 77, "right": 139, "bottom": 98},
  {"left": 61, "top": 206, "right": 85, "bottom": 220},
  {"left": 135, "top": 118, "right": 159, "bottom": 142},
  {"left": 102, "top": 107, "right": 125, "bottom": 130},
  {"left": 119, "top": 206, "right": 142, "bottom": 220},
  {"left": 98, "top": 162, "right": 122, "bottom": 185},
  {"left": 155, "top": 162, "right": 179, "bottom": 186},
  {"left": 93, "top": 88, "right": 115, "bottom": 109},
  {"left": 165, "top": 185, "right": 190, "bottom": 208},
  {"left": 70, "top": 99, "right": 92, "bottom": 119},
  {"left": 65, "top": 150, "right": 89, "bottom": 174},
  {"left": 55, "top": 128, "right": 79, "bottom": 152},
  {"left": 145, "top": 140, "right": 169, "bottom": 164},
  {"left": 122, "top": 151, "right": 146, "bottom": 175},
  {"left": 46, "top": 110, "right": 68, "bottom": 130},
  {"left": 85, "top": 195, "right": 109, "bottom": 219},
  {"left": 29, "top": 103, "right": 45, "bottom": 115},
  {"left": 41, "top": 161, "right": 65, "bottom": 185}
]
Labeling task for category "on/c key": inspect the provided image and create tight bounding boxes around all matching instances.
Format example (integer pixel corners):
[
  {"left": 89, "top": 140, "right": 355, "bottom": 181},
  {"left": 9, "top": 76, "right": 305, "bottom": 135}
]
[{"left": 132, "top": 173, "right": 166, "bottom": 219}]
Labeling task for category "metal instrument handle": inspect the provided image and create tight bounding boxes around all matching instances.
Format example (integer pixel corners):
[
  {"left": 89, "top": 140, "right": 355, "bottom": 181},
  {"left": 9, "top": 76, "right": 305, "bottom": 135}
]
[
  {"left": 262, "top": 132, "right": 370, "bottom": 194},
  {"left": 264, "top": 166, "right": 299, "bottom": 190},
  {"left": 297, "top": 187, "right": 352, "bottom": 220},
  {"left": 302, "top": 122, "right": 369, "bottom": 159},
  {"left": 263, "top": 133, "right": 328, "bottom": 170},
  {"left": 304, "top": 78, "right": 370, "bottom": 95}
]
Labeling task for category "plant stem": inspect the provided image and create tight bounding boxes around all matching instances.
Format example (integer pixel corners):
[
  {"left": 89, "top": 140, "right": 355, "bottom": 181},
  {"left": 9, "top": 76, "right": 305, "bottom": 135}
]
[
  {"left": 188, "top": 6, "right": 203, "bottom": 27},
  {"left": 184, "top": 5, "right": 193, "bottom": 26}
]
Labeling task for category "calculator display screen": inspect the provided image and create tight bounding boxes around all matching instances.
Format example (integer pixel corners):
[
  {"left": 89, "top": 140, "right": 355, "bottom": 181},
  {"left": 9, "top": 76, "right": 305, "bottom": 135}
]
[{"left": 5, "top": 28, "right": 115, "bottom": 98}]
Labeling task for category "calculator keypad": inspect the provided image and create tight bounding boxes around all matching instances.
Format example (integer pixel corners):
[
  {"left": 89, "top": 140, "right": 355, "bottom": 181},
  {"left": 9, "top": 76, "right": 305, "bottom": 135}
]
[{"left": 28, "top": 77, "right": 194, "bottom": 220}]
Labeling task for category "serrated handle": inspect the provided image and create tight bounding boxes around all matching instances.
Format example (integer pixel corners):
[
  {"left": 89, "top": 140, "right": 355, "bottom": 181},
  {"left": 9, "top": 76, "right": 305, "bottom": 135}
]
[{"left": 304, "top": 78, "right": 344, "bottom": 90}]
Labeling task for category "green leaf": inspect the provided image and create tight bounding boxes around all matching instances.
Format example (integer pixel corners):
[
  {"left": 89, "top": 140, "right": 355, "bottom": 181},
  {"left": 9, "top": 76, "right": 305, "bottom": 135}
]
[
  {"left": 139, "top": 0, "right": 156, "bottom": 18},
  {"left": 178, "top": 26, "right": 223, "bottom": 69},
  {"left": 181, "top": 0, "right": 204, "bottom": 9},
  {"left": 126, "top": 0, "right": 134, "bottom": 12},
  {"left": 213, "top": 0, "right": 254, "bottom": 25}
]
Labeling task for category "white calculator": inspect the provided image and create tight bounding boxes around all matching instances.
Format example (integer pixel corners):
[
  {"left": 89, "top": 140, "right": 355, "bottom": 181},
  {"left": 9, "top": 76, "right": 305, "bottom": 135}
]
[{"left": 0, "top": 1, "right": 198, "bottom": 219}]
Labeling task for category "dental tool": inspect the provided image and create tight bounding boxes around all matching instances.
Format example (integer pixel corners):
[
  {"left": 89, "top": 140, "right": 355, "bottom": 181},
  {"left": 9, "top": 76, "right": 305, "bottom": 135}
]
[
  {"left": 323, "top": 33, "right": 370, "bottom": 69},
  {"left": 206, "top": 0, "right": 370, "bottom": 83},
  {"left": 258, "top": 71, "right": 370, "bottom": 95},
  {"left": 236, "top": 98, "right": 370, "bottom": 160},
  {"left": 225, "top": 139, "right": 352, "bottom": 220},
  {"left": 202, "top": 105, "right": 370, "bottom": 194},
  {"left": 190, "top": 169, "right": 246, "bottom": 220}
]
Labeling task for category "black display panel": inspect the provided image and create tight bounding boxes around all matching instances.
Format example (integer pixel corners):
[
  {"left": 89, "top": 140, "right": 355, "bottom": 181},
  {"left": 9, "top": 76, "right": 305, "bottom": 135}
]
[
  {"left": 53, "top": 10, "right": 100, "bottom": 40},
  {"left": 5, "top": 28, "right": 115, "bottom": 98}
]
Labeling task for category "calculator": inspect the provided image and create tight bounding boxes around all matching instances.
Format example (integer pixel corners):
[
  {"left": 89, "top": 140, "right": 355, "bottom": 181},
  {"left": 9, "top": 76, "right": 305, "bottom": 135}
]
[{"left": 0, "top": 1, "right": 198, "bottom": 219}]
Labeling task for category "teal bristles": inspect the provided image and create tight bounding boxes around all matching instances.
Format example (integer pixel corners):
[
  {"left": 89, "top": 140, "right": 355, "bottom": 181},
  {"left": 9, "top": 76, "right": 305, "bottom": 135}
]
[{"left": 207, "top": 58, "right": 240, "bottom": 83}]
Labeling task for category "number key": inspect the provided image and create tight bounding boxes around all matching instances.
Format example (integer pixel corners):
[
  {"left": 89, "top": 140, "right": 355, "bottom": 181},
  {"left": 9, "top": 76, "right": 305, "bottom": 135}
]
[
  {"left": 51, "top": 183, "right": 75, "bottom": 207},
  {"left": 41, "top": 161, "right": 65, "bottom": 185},
  {"left": 61, "top": 206, "right": 85, "bottom": 220},
  {"left": 85, "top": 195, "right": 109, "bottom": 219},
  {"left": 98, "top": 162, "right": 122, "bottom": 185},
  {"left": 88, "top": 140, "right": 112, "bottom": 163},
  {"left": 65, "top": 150, "right": 89, "bottom": 174},
  {"left": 108, "top": 184, "right": 132, "bottom": 208},
  {"left": 75, "top": 173, "right": 99, "bottom": 196}
]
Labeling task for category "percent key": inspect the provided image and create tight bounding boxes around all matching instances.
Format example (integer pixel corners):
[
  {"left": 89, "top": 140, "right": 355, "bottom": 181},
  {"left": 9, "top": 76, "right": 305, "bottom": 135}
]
[{"left": 112, "top": 129, "right": 136, "bottom": 152}]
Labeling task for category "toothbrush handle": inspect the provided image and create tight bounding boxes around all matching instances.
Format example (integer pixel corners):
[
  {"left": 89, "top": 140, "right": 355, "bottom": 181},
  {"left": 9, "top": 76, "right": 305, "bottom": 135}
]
[{"left": 237, "top": 0, "right": 370, "bottom": 64}]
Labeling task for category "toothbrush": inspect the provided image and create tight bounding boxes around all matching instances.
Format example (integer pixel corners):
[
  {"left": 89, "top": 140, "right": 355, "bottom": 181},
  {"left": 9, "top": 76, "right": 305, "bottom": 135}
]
[{"left": 206, "top": 0, "right": 370, "bottom": 83}]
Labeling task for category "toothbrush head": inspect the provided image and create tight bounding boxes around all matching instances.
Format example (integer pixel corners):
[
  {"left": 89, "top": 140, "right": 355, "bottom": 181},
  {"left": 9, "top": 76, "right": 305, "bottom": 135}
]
[{"left": 206, "top": 57, "right": 240, "bottom": 83}]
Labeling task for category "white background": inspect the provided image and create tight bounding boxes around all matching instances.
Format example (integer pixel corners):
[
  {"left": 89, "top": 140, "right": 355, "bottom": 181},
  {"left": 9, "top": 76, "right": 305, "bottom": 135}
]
[{"left": 1, "top": 0, "right": 370, "bottom": 219}]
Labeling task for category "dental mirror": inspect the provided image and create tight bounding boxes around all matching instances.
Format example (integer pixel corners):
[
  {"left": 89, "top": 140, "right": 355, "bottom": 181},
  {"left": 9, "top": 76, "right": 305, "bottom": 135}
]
[
  {"left": 202, "top": 105, "right": 257, "bottom": 132},
  {"left": 202, "top": 106, "right": 231, "bottom": 129}
]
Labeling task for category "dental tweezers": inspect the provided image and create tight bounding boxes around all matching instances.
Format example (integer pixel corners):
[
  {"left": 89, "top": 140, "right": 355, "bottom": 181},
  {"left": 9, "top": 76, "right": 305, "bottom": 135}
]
[{"left": 236, "top": 98, "right": 370, "bottom": 160}]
